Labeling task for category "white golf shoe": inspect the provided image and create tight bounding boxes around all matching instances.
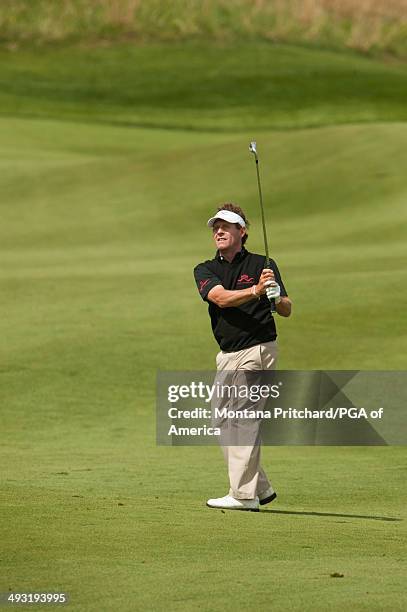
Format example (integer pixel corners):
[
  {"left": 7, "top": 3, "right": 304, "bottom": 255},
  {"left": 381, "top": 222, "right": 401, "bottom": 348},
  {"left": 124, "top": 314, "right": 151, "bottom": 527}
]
[{"left": 206, "top": 494, "right": 259, "bottom": 512}]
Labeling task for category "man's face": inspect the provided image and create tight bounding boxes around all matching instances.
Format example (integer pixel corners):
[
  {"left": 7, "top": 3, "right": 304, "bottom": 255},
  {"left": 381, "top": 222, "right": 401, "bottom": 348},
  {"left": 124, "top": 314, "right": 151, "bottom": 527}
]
[{"left": 212, "top": 220, "right": 245, "bottom": 252}]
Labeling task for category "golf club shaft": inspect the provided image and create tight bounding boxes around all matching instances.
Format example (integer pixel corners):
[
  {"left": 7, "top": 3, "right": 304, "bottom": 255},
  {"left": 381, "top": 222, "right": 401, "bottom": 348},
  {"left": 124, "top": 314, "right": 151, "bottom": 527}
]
[
  {"left": 254, "top": 156, "right": 270, "bottom": 268},
  {"left": 249, "top": 141, "right": 275, "bottom": 313}
]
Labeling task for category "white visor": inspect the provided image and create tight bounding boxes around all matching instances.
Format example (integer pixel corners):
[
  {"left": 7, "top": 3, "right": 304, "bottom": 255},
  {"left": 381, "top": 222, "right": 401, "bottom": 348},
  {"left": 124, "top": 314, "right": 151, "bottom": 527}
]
[{"left": 207, "top": 210, "right": 246, "bottom": 228}]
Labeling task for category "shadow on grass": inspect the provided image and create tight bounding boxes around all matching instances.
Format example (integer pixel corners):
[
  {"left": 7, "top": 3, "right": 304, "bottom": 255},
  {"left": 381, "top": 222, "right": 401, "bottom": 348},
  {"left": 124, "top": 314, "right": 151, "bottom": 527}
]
[{"left": 262, "top": 509, "right": 401, "bottom": 522}]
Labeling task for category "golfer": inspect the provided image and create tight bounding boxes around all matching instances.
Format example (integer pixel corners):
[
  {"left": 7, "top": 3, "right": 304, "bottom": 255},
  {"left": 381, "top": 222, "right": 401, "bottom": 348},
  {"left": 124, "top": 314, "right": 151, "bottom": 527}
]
[{"left": 194, "top": 203, "right": 292, "bottom": 511}]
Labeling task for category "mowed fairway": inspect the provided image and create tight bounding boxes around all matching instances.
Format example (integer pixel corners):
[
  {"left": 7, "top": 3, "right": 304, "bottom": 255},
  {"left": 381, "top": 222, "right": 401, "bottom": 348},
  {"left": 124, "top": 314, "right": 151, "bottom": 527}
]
[{"left": 1, "top": 43, "right": 406, "bottom": 611}]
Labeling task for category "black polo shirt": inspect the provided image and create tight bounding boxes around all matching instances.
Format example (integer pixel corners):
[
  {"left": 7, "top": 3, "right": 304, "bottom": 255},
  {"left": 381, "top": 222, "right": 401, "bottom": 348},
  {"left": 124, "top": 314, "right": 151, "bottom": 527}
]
[{"left": 194, "top": 248, "right": 288, "bottom": 352}]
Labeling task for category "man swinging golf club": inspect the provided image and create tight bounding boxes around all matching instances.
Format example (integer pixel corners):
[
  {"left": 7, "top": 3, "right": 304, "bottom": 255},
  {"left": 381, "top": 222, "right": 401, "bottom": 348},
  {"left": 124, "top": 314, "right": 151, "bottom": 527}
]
[{"left": 193, "top": 142, "right": 292, "bottom": 511}]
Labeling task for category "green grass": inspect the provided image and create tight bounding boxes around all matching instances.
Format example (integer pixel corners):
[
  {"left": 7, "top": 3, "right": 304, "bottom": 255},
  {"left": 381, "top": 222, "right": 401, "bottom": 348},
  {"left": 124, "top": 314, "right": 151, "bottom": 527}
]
[
  {"left": 0, "top": 43, "right": 407, "bottom": 131},
  {"left": 1, "top": 0, "right": 407, "bottom": 58},
  {"left": 1, "top": 42, "right": 406, "bottom": 611}
]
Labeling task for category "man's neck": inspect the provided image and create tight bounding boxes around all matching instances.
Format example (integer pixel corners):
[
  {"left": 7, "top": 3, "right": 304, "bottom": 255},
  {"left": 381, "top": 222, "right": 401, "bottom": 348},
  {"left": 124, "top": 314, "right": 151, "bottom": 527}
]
[{"left": 219, "top": 245, "right": 242, "bottom": 263}]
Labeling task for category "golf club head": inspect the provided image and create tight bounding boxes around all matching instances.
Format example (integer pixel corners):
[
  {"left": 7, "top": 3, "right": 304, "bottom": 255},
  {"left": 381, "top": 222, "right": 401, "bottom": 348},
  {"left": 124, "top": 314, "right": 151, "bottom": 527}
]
[{"left": 249, "top": 141, "right": 257, "bottom": 155}]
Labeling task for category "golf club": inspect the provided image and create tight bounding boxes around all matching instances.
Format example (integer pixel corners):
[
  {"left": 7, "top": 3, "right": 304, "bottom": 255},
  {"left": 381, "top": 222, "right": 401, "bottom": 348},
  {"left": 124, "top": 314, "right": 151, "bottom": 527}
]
[
  {"left": 249, "top": 141, "right": 275, "bottom": 312},
  {"left": 249, "top": 141, "right": 270, "bottom": 267}
]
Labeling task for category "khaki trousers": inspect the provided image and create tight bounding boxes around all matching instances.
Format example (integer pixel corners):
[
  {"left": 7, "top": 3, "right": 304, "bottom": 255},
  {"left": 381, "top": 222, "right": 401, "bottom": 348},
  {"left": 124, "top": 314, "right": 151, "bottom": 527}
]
[{"left": 214, "top": 340, "right": 278, "bottom": 500}]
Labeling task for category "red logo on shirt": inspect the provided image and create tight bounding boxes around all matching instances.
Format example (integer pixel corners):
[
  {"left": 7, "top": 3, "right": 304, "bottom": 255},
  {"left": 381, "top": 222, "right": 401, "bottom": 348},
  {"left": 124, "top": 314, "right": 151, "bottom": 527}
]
[
  {"left": 199, "top": 279, "right": 210, "bottom": 292},
  {"left": 237, "top": 274, "right": 254, "bottom": 283}
]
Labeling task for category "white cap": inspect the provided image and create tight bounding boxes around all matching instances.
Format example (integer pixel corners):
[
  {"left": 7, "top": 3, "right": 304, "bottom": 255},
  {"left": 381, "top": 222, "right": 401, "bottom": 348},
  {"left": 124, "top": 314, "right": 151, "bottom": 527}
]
[{"left": 207, "top": 210, "right": 246, "bottom": 228}]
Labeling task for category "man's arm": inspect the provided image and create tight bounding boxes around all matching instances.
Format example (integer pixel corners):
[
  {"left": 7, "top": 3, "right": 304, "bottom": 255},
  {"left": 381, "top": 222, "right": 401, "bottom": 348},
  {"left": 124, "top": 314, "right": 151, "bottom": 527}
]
[
  {"left": 275, "top": 297, "right": 292, "bottom": 317},
  {"left": 207, "top": 269, "right": 274, "bottom": 308},
  {"left": 263, "top": 262, "right": 292, "bottom": 317},
  {"left": 207, "top": 284, "right": 258, "bottom": 308}
]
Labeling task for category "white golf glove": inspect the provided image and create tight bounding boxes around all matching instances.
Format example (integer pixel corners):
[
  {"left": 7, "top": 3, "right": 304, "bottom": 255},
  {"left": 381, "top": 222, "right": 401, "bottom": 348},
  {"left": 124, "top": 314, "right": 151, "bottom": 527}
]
[{"left": 265, "top": 281, "right": 281, "bottom": 304}]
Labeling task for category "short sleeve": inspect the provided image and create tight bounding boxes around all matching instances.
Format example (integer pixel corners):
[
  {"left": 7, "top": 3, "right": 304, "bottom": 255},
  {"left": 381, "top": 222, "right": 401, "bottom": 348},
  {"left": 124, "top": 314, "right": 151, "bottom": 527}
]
[
  {"left": 269, "top": 258, "right": 288, "bottom": 297},
  {"left": 194, "top": 263, "right": 223, "bottom": 301}
]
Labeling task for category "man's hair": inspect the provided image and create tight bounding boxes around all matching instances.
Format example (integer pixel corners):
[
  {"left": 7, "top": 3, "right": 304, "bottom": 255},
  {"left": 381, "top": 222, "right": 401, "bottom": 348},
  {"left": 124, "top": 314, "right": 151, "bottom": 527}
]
[{"left": 217, "top": 202, "right": 250, "bottom": 245}]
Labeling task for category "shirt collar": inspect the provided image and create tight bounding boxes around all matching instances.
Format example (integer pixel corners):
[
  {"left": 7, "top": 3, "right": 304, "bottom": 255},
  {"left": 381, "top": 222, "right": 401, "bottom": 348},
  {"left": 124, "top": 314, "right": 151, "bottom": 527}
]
[{"left": 216, "top": 247, "right": 248, "bottom": 263}]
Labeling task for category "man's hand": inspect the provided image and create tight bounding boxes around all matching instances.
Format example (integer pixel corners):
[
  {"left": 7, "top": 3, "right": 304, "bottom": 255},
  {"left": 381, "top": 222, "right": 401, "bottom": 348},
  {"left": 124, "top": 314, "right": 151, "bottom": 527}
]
[
  {"left": 255, "top": 269, "right": 275, "bottom": 296},
  {"left": 265, "top": 280, "right": 281, "bottom": 304}
]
